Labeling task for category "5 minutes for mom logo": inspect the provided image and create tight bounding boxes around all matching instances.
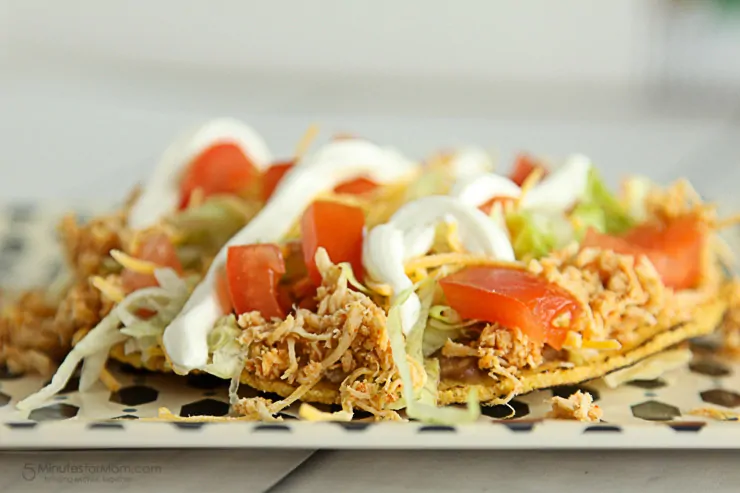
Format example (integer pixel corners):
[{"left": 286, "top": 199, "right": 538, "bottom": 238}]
[{"left": 22, "top": 462, "right": 162, "bottom": 483}]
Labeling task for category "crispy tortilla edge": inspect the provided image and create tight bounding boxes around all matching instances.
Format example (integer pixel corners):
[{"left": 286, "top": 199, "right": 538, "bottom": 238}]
[{"left": 107, "top": 295, "right": 727, "bottom": 407}]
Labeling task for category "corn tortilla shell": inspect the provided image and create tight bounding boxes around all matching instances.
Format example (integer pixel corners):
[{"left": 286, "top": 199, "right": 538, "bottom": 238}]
[{"left": 109, "top": 295, "right": 727, "bottom": 407}]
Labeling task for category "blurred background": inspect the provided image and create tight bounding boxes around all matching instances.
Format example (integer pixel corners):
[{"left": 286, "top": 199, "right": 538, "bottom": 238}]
[{"left": 2, "top": 0, "right": 740, "bottom": 204}]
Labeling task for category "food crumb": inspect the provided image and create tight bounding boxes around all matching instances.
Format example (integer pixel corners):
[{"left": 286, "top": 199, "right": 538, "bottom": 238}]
[
  {"left": 688, "top": 407, "right": 740, "bottom": 421},
  {"left": 546, "top": 390, "right": 603, "bottom": 422}
]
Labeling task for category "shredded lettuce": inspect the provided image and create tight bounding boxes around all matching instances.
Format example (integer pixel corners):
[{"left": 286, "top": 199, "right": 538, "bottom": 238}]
[
  {"left": 16, "top": 311, "right": 126, "bottom": 410},
  {"left": 387, "top": 289, "right": 480, "bottom": 424},
  {"left": 204, "top": 315, "right": 244, "bottom": 379},
  {"left": 405, "top": 280, "right": 435, "bottom": 365},
  {"left": 622, "top": 175, "right": 653, "bottom": 223},
  {"left": 419, "top": 358, "right": 441, "bottom": 406},
  {"left": 508, "top": 169, "right": 635, "bottom": 252},
  {"left": 422, "top": 326, "right": 460, "bottom": 358},
  {"left": 505, "top": 210, "right": 561, "bottom": 259},
  {"left": 113, "top": 268, "right": 191, "bottom": 360},
  {"left": 569, "top": 202, "right": 606, "bottom": 240},
  {"left": 169, "top": 196, "right": 252, "bottom": 250},
  {"left": 572, "top": 168, "right": 634, "bottom": 236},
  {"left": 337, "top": 262, "right": 371, "bottom": 294},
  {"left": 429, "top": 305, "right": 462, "bottom": 325},
  {"left": 423, "top": 305, "right": 470, "bottom": 356},
  {"left": 17, "top": 268, "right": 192, "bottom": 410},
  {"left": 404, "top": 167, "right": 450, "bottom": 201}
]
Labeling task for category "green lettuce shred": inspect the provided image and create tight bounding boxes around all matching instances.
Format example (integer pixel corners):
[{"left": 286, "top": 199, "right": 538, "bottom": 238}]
[
  {"left": 622, "top": 175, "right": 653, "bottom": 222},
  {"left": 571, "top": 168, "right": 634, "bottom": 237},
  {"left": 170, "top": 196, "right": 251, "bottom": 250},
  {"left": 422, "top": 326, "right": 461, "bottom": 358},
  {"left": 204, "top": 315, "right": 244, "bottom": 379},
  {"left": 506, "top": 210, "right": 560, "bottom": 260},
  {"left": 387, "top": 289, "right": 480, "bottom": 424},
  {"left": 404, "top": 168, "right": 450, "bottom": 201},
  {"left": 420, "top": 358, "right": 441, "bottom": 406}
]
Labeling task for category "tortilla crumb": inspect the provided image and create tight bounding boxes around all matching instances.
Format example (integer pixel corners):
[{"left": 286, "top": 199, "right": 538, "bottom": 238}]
[
  {"left": 547, "top": 390, "right": 603, "bottom": 422},
  {"left": 688, "top": 407, "right": 740, "bottom": 421}
]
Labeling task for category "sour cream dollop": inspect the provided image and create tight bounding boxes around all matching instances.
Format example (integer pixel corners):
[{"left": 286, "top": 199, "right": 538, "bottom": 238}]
[
  {"left": 452, "top": 154, "right": 592, "bottom": 211},
  {"left": 127, "top": 118, "right": 273, "bottom": 230},
  {"left": 447, "top": 147, "right": 495, "bottom": 180},
  {"left": 363, "top": 196, "right": 515, "bottom": 335},
  {"left": 163, "top": 139, "right": 418, "bottom": 372}
]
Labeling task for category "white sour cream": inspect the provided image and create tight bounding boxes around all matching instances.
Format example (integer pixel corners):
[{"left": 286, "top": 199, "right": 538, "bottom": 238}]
[
  {"left": 447, "top": 147, "right": 495, "bottom": 180},
  {"left": 127, "top": 118, "right": 273, "bottom": 230},
  {"left": 452, "top": 154, "right": 592, "bottom": 212},
  {"left": 163, "top": 139, "right": 418, "bottom": 372},
  {"left": 363, "top": 195, "right": 515, "bottom": 335}
]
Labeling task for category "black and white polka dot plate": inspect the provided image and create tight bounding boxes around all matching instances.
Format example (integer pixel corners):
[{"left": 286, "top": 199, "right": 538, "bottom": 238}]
[{"left": 2, "top": 203, "right": 740, "bottom": 449}]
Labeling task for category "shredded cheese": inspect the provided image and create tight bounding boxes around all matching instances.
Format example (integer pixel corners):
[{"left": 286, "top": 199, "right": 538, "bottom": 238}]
[
  {"left": 144, "top": 407, "right": 263, "bottom": 422},
  {"left": 187, "top": 187, "right": 206, "bottom": 209},
  {"left": 404, "top": 253, "right": 522, "bottom": 274},
  {"left": 99, "top": 367, "right": 122, "bottom": 392},
  {"left": 444, "top": 221, "right": 465, "bottom": 253},
  {"left": 562, "top": 331, "right": 583, "bottom": 350},
  {"left": 688, "top": 407, "right": 740, "bottom": 421},
  {"left": 71, "top": 328, "right": 90, "bottom": 346},
  {"left": 295, "top": 123, "right": 320, "bottom": 160},
  {"left": 314, "top": 191, "right": 370, "bottom": 210},
  {"left": 714, "top": 212, "right": 740, "bottom": 230},
  {"left": 515, "top": 165, "right": 545, "bottom": 208},
  {"left": 365, "top": 279, "right": 393, "bottom": 297},
  {"left": 91, "top": 276, "right": 125, "bottom": 303},
  {"left": 298, "top": 403, "right": 353, "bottom": 422},
  {"left": 408, "top": 268, "right": 430, "bottom": 285},
  {"left": 109, "top": 250, "right": 158, "bottom": 275},
  {"left": 582, "top": 339, "right": 622, "bottom": 351}
]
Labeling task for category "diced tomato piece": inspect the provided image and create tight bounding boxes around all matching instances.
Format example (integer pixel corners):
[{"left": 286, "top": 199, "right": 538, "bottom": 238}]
[
  {"left": 261, "top": 159, "right": 295, "bottom": 201},
  {"left": 226, "top": 244, "right": 286, "bottom": 319},
  {"left": 509, "top": 154, "right": 549, "bottom": 187},
  {"left": 333, "top": 177, "right": 379, "bottom": 195},
  {"left": 179, "top": 142, "right": 258, "bottom": 208},
  {"left": 214, "top": 267, "right": 232, "bottom": 314},
  {"left": 276, "top": 242, "right": 315, "bottom": 313},
  {"left": 582, "top": 215, "right": 706, "bottom": 290},
  {"left": 301, "top": 201, "right": 365, "bottom": 286},
  {"left": 121, "top": 233, "right": 183, "bottom": 293},
  {"left": 439, "top": 266, "right": 581, "bottom": 349},
  {"left": 478, "top": 196, "right": 517, "bottom": 215}
]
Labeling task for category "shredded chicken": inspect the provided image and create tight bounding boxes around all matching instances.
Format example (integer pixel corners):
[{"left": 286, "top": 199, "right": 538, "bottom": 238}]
[
  {"left": 645, "top": 179, "right": 716, "bottom": 225},
  {"left": 547, "top": 390, "right": 603, "bottom": 422},
  {"left": 0, "top": 205, "right": 130, "bottom": 376},
  {"left": 59, "top": 212, "right": 129, "bottom": 280},
  {"left": 477, "top": 324, "right": 543, "bottom": 373},
  {"left": 529, "top": 245, "right": 683, "bottom": 345},
  {"left": 0, "top": 278, "right": 115, "bottom": 375},
  {"left": 441, "top": 339, "right": 479, "bottom": 358},
  {"left": 232, "top": 251, "right": 401, "bottom": 420}
]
